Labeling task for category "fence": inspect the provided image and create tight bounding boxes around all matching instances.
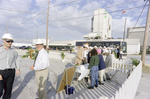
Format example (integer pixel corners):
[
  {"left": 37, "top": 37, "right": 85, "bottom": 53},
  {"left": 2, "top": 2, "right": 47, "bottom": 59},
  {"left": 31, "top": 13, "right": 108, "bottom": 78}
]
[{"left": 110, "top": 61, "right": 142, "bottom": 99}]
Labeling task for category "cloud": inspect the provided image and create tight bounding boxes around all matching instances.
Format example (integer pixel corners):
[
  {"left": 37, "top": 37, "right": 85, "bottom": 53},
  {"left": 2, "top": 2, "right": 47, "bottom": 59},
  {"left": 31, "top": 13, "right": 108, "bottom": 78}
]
[{"left": 0, "top": 0, "right": 148, "bottom": 45}]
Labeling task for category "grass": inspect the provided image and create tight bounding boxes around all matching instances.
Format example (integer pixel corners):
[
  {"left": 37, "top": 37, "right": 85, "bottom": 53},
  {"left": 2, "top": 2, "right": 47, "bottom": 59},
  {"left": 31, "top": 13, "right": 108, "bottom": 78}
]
[{"left": 142, "top": 66, "right": 150, "bottom": 74}]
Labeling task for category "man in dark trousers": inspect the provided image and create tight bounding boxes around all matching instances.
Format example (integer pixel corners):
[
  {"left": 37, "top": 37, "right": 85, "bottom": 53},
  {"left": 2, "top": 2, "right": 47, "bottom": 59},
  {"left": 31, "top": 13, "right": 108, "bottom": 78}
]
[{"left": 0, "top": 33, "right": 20, "bottom": 99}]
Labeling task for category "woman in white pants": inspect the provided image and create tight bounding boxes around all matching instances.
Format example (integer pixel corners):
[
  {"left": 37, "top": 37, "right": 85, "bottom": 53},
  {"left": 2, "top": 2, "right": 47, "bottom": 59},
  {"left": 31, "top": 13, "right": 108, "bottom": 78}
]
[{"left": 98, "top": 54, "right": 106, "bottom": 85}]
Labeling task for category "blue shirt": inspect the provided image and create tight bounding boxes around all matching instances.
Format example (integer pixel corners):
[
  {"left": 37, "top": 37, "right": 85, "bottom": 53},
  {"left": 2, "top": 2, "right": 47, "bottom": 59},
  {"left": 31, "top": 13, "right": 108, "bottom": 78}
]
[{"left": 98, "top": 54, "right": 106, "bottom": 70}]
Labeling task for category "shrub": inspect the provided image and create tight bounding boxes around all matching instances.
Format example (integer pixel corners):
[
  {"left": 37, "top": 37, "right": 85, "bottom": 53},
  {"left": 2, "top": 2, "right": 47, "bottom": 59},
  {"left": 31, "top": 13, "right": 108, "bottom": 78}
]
[
  {"left": 131, "top": 58, "right": 140, "bottom": 66},
  {"left": 114, "top": 51, "right": 117, "bottom": 59},
  {"left": 61, "top": 52, "right": 65, "bottom": 60},
  {"left": 22, "top": 55, "right": 28, "bottom": 58}
]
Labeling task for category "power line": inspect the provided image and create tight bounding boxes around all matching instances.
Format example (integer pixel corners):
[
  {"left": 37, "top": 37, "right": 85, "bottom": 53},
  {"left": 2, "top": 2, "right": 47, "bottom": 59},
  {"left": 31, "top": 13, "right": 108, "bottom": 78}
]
[
  {"left": 128, "top": 0, "right": 148, "bottom": 35},
  {"left": 47, "top": 4, "right": 148, "bottom": 22},
  {"left": 0, "top": 7, "right": 34, "bottom": 13},
  {"left": 51, "top": 0, "right": 141, "bottom": 19},
  {"left": 11, "top": 4, "right": 147, "bottom": 34},
  {"left": 48, "top": 9, "right": 90, "bottom": 30},
  {"left": 49, "top": 14, "right": 90, "bottom": 32},
  {"left": 7, "top": 0, "right": 79, "bottom": 26},
  {"left": 49, "top": 0, "right": 79, "bottom": 8},
  {"left": 7, "top": 0, "right": 47, "bottom": 8}
]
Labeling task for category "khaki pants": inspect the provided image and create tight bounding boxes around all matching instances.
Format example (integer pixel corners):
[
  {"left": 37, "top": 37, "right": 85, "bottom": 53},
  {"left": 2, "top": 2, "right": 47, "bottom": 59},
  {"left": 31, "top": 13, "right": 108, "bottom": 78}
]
[
  {"left": 35, "top": 68, "right": 48, "bottom": 99},
  {"left": 98, "top": 69, "right": 105, "bottom": 83}
]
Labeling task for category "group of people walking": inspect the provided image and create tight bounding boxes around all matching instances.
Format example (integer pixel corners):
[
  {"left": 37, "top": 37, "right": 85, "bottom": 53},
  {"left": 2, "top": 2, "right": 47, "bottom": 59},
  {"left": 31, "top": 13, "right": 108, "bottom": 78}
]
[
  {"left": 0, "top": 33, "right": 49, "bottom": 99},
  {"left": 75, "top": 44, "right": 113, "bottom": 89}
]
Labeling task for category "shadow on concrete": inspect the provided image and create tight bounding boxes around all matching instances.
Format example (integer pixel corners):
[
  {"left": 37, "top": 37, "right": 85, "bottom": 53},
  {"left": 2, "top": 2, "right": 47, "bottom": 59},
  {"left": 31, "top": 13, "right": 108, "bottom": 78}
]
[{"left": 12, "top": 71, "right": 35, "bottom": 99}]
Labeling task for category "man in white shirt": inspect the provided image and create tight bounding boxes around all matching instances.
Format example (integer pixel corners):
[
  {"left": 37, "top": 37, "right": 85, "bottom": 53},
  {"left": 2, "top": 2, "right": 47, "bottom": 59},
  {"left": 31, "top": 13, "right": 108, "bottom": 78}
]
[
  {"left": 30, "top": 39, "right": 49, "bottom": 99},
  {"left": 0, "top": 33, "right": 20, "bottom": 99},
  {"left": 83, "top": 44, "right": 88, "bottom": 64}
]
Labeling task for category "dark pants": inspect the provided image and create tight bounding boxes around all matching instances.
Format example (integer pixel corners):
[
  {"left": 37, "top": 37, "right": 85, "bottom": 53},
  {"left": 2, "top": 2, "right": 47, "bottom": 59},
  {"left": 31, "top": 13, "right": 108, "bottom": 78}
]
[{"left": 0, "top": 69, "right": 15, "bottom": 99}]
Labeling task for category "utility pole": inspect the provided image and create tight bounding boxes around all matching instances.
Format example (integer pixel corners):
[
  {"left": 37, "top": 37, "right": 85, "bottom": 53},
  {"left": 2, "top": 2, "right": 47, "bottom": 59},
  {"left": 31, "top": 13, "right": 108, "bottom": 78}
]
[
  {"left": 46, "top": 0, "right": 50, "bottom": 50},
  {"left": 141, "top": 0, "right": 150, "bottom": 66},
  {"left": 37, "top": 29, "right": 38, "bottom": 39},
  {"left": 6, "top": 20, "right": 9, "bottom": 33},
  {"left": 123, "top": 18, "right": 127, "bottom": 41}
]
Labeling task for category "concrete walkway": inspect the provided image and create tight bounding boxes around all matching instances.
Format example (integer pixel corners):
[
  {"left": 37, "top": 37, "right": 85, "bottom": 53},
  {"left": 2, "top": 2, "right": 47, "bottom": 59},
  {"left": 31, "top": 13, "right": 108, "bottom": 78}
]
[
  {"left": 135, "top": 73, "right": 150, "bottom": 99},
  {"left": 10, "top": 57, "right": 128, "bottom": 99}
]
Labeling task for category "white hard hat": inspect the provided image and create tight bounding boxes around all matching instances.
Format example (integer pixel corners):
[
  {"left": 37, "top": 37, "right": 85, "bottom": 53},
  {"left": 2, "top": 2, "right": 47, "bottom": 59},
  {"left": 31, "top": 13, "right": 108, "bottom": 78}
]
[
  {"left": 2, "top": 33, "right": 13, "bottom": 40},
  {"left": 94, "top": 46, "right": 97, "bottom": 48},
  {"left": 89, "top": 46, "right": 92, "bottom": 49},
  {"left": 83, "top": 44, "right": 88, "bottom": 48},
  {"left": 36, "top": 39, "right": 44, "bottom": 44},
  {"left": 105, "top": 50, "right": 109, "bottom": 53}
]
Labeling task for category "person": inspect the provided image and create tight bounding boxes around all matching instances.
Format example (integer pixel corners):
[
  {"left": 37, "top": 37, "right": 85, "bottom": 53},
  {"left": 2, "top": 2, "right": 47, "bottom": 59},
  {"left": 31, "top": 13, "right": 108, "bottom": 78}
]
[
  {"left": 100, "top": 46, "right": 103, "bottom": 54},
  {"left": 105, "top": 50, "right": 112, "bottom": 80},
  {"left": 117, "top": 47, "right": 120, "bottom": 59},
  {"left": 0, "top": 33, "right": 20, "bottom": 99},
  {"left": 88, "top": 48, "right": 99, "bottom": 89},
  {"left": 69, "top": 47, "right": 72, "bottom": 53},
  {"left": 103, "top": 46, "right": 106, "bottom": 55},
  {"left": 30, "top": 39, "right": 49, "bottom": 99},
  {"left": 97, "top": 47, "right": 101, "bottom": 54},
  {"left": 87, "top": 46, "right": 92, "bottom": 63},
  {"left": 75, "top": 44, "right": 88, "bottom": 65},
  {"left": 94, "top": 46, "right": 97, "bottom": 50},
  {"left": 98, "top": 54, "right": 106, "bottom": 85},
  {"left": 110, "top": 47, "right": 114, "bottom": 54},
  {"left": 119, "top": 49, "right": 123, "bottom": 60},
  {"left": 83, "top": 45, "right": 88, "bottom": 64}
]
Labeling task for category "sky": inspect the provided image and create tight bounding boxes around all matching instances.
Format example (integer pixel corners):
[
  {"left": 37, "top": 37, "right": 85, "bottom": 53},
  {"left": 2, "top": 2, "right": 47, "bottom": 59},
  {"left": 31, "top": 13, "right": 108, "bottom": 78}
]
[{"left": 0, "top": 0, "right": 148, "bottom": 44}]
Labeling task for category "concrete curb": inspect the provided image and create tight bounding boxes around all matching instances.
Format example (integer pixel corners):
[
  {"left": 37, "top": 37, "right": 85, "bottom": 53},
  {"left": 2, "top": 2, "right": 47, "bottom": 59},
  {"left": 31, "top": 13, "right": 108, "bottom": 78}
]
[{"left": 145, "top": 64, "right": 150, "bottom": 67}]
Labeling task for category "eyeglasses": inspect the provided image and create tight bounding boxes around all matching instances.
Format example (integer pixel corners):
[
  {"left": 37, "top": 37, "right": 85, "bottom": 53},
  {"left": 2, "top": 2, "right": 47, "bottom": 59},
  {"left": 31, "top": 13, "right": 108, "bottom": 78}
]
[{"left": 5, "top": 40, "right": 14, "bottom": 43}]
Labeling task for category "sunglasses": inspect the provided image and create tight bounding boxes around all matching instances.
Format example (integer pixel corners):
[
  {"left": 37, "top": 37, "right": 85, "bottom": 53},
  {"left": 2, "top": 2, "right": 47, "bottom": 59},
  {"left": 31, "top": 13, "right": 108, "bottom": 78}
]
[{"left": 5, "top": 40, "right": 14, "bottom": 43}]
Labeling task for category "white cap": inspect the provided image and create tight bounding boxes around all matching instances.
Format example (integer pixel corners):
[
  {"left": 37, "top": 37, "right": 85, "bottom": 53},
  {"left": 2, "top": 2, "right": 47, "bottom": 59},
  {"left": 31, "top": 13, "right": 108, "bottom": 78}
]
[
  {"left": 2, "top": 33, "right": 13, "bottom": 40},
  {"left": 83, "top": 44, "right": 88, "bottom": 48},
  {"left": 94, "top": 46, "right": 97, "bottom": 48},
  {"left": 104, "top": 46, "right": 106, "bottom": 48},
  {"left": 105, "top": 50, "right": 109, "bottom": 53},
  {"left": 89, "top": 46, "right": 92, "bottom": 49},
  {"left": 36, "top": 39, "right": 44, "bottom": 44}
]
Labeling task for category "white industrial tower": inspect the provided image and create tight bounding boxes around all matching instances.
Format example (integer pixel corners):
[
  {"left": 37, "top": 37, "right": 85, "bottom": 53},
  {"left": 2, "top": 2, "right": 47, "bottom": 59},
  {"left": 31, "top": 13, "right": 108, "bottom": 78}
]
[{"left": 83, "top": 8, "right": 112, "bottom": 40}]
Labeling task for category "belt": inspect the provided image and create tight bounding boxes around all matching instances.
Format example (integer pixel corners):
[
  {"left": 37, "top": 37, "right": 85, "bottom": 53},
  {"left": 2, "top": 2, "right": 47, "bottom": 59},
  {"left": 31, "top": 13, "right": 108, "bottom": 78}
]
[
  {"left": 39, "top": 68, "right": 47, "bottom": 71},
  {"left": 4, "top": 68, "right": 15, "bottom": 71}
]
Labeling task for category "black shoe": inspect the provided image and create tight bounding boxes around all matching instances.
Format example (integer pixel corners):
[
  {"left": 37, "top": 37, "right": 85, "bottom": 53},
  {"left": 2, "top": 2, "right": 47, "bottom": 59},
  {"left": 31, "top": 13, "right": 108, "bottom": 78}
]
[
  {"left": 106, "top": 78, "right": 111, "bottom": 80},
  {"left": 87, "top": 87, "right": 94, "bottom": 89},
  {"left": 99, "top": 82, "right": 104, "bottom": 85},
  {"left": 94, "top": 85, "right": 98, "bottom": 88}
]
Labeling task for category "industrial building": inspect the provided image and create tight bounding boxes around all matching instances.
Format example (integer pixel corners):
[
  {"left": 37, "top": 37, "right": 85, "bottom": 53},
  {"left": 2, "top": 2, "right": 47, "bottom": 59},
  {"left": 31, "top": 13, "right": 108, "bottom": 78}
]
[{"left": 127, "top": 26, "right": 150, "bottom": 47}]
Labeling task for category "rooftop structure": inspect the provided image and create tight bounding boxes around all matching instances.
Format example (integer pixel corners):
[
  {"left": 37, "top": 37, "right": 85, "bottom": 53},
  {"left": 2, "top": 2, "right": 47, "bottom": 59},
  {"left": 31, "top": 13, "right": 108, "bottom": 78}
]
[
  {"left": 127, "top": 26, "right": 150, "bottom": 47},
  {"left": 83, "top": 8, "right": 112, "bottom": 40}
]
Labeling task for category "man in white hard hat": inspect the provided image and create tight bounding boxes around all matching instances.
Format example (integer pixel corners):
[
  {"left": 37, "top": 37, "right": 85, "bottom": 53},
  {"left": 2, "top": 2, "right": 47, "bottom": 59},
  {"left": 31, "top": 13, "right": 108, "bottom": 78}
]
[
  {"left": 0, "top": 33, "right": 20, "bottom": 99},
  {"left": 30, "top": 39, "right": 49, "bottom": 99}
]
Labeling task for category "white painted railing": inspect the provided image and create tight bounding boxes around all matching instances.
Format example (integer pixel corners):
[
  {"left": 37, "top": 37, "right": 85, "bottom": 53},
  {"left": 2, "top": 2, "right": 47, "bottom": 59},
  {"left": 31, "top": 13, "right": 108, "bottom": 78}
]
[
  {"left": 110, "top": 61, "right": 142, "bottom": 99},
  {"left": 111, "top": 59, "right": 132, "bottom": 73}
]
